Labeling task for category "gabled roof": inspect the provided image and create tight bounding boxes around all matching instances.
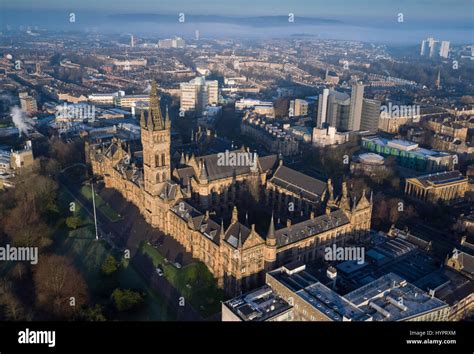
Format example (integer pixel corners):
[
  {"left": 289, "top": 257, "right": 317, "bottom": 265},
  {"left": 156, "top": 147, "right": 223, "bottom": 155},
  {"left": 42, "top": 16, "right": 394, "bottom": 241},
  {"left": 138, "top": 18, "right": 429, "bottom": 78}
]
[
  {"left": 225, "top": 222, "right": 251, "bottom": 249},
  {"left": 270, "top": 165, "right": 327, "bottom": 201}
]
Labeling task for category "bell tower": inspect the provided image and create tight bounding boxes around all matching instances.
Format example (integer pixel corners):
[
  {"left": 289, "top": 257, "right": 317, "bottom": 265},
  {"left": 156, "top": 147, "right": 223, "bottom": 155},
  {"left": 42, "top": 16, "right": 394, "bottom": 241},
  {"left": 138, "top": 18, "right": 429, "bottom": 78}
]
[{"left": 141, "top": 81, "right": 171, "bottom": 196}]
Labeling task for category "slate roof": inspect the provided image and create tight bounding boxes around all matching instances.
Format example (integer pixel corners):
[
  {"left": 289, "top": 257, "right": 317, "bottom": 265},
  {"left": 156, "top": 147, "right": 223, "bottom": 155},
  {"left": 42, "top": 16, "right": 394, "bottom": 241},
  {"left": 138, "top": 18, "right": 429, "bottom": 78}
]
[
  {"left": 412, "top": 170, "right": 466, "bottom": 187},
  {"left": 195, "top": 150, "right": 277, "bottom": 182},
  {"left": 270, "top": 165, "right": 327, "bottom": 201},
  {"left": 170, "top": 201, "right": 222, "bottom": 245},
  {"left": 275, "top": 209, "right": 350, "bottom": 247},
  {"left": 225, "top": 222, "right": 252, "bottom": 249}
]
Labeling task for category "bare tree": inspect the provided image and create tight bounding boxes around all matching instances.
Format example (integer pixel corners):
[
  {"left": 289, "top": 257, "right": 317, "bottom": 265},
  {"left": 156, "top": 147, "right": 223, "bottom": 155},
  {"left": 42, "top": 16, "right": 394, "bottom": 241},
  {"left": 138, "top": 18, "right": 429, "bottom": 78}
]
[{"left": 33, "top": 255, "right": 88, "bottom": 319}]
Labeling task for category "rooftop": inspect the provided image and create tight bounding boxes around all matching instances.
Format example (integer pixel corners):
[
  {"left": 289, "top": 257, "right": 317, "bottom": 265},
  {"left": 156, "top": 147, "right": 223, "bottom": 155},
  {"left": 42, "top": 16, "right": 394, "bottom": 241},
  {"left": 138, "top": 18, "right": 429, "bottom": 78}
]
[
  {"left": 344, "top": 273, "right": 448, "bottom": 321},
  {"left": 223, "top": 285, "right": 292, "bottom": 321}
]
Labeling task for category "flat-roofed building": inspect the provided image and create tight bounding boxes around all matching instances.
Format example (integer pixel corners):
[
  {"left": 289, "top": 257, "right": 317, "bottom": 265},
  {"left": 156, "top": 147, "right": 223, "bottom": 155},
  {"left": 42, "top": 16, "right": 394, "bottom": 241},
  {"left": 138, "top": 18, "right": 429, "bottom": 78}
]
[
  {"left": 362, "top": 136, "right": 456, "bottom": 172},
  {"left": 222, "top": 285, "right": 293, "bottom": 321},
  {"left": 405, "top": 170, "right": 468, "bottom": 205},
  {"left": 115, "top": 94, "right": 150, "bottom": 108},
  {"left": 263, "top": 265, "right": 449, "bottom": 321},
  {"left": 344, "top": 273, "right": 450, "bottom": 321},
  {"left": 88, "top": 93, "right": 117, "bottom": 105},
  {"left": 266, "top": 263, "right": 371, "bottom": 321}
]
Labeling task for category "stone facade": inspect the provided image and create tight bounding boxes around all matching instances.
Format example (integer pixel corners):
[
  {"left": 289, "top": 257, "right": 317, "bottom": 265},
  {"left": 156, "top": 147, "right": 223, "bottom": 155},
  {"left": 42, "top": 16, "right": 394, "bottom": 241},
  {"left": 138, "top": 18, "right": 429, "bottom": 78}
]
[{"left": 88, "top": 82, "right": 373, "bottom": 296}]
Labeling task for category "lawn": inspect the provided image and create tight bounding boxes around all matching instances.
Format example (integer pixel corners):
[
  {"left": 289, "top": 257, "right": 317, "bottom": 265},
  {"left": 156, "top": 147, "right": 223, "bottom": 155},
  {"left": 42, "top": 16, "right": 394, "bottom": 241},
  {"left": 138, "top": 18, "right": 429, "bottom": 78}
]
[
  {"left": 54, "top": 187, "right": 175, "bottom": 320},
  {"left": 79, "top": 184, "right": 122, "bottom": 222},
  {"left": 140, "top": 242, "right": 224, "bottom": 317},
  {"left": 53, "top": 226, "right": 175, "bottom": 320}
]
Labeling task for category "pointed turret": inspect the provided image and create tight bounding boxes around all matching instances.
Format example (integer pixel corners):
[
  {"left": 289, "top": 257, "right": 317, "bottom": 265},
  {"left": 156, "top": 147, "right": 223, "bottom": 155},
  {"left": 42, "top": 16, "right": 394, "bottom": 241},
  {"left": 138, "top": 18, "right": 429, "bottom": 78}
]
[
  {"left": 179, "top": 152, "right": 185, "bottom": 165},
  {"left": 231, "top": 206, "right": 239, "bottom": 224},
  {"left": 266, "top": 213, "right": 276, "bottom": 245},
  {"left": 356, "top": 188, "right": 370, "bottom": 210},
  {"left": 220, "top": 219, "right": 226, "bottom": 241},
  {"left": 199, "top": 160, "right": 208, "bottom": 181},
  {"left": 164, "top": 104, "right": 171, "bottom": 129}
]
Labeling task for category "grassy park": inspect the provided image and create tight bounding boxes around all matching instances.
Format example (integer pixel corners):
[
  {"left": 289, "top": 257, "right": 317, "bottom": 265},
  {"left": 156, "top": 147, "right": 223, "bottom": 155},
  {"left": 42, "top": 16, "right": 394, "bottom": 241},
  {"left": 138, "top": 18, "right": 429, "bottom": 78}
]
[
  {"left": 54, "top": 186, "right": 175, "bottom": 320},
  {"left": 79, "top": 184, "right": 122, "bottom": 222},
  {"left": 140, "top": 242, "right": 224, "bottom": 317}
]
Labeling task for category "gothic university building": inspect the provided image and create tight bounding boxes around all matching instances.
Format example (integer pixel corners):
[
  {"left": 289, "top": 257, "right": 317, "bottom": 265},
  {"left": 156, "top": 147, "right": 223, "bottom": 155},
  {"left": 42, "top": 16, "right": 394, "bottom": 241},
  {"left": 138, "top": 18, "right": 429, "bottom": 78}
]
[{"left": 88, "top": 82, "right": 373, "bottom": 296}]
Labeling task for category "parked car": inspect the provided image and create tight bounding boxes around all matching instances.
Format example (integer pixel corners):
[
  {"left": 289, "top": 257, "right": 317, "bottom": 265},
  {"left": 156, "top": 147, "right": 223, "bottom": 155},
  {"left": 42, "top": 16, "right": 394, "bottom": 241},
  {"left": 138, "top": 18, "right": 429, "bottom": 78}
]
[
  {"left": 174, "top": 262, "right": 182, "bottom": 269},
  {"left": 155, "top": 267, "right": 164, "bottom": 276}
]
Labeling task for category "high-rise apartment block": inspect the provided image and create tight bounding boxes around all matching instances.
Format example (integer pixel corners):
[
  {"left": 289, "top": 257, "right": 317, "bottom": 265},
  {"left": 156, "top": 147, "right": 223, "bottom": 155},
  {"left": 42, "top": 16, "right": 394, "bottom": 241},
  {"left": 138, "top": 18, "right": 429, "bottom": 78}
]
[
  {"left": 180, "top": 77, "right": 218, "bottom": 114},
  {"left": 360, "top": 98, "right": 381, "bottom": 134},
  {"left": 421, "top": 37, "right": 450, "bottom": 58},
  {"left": 348, "top": 83, "right": 364, "bottom": 131}
]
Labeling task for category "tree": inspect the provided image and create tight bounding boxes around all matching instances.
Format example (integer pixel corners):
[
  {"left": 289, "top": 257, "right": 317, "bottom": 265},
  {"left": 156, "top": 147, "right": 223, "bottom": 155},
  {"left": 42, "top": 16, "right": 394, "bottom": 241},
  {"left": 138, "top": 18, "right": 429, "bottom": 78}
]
[
  {"left": 101, "top": 255, "right": 119, "bottom": 276},
  {"left": 66, "top": 216, "right": 83, "bottom": 230},
  {"left": 4, "top": 199, "right": 53, "bottom": 249},
  {"left": 33, "top": 255, "right": 88, "bottom": 319},
  {"left": 0, "top": 289, "right": 25, "bottom": 320},
  {"left": 77, "top": 304, "right": 106, "bottom": 321},
  {"left": 111, "top": 289, "right": 143, "bottom": 312},
  {"left": 0, "top": 278, "right": 26, "bottom": 321}
]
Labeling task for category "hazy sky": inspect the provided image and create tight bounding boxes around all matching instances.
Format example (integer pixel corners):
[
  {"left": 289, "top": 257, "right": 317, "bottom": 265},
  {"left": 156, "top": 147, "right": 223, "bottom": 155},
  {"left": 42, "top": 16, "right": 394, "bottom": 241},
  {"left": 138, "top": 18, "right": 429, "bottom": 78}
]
[
  {"left": 2, "top": 0, "right": 473, "bottom": 43},
  {"left": 3, "top": 0, "right": 473, "bottom": 20}
]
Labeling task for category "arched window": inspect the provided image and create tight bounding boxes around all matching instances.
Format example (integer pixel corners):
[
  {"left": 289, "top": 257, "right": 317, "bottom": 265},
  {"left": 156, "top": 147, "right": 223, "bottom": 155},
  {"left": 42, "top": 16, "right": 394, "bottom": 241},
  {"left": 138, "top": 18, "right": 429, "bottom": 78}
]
[
  {"left": 162, "top": 172, "right": 167, "bottom": 182},
  {"left": 161, "top": 154, "right": 166, "bottom": 166},
  {"left": 155, "top": 154, "right": 160, "bottom": 167},
  {"left": 156, "top": 173, "right": 161, "bottom": 183}
]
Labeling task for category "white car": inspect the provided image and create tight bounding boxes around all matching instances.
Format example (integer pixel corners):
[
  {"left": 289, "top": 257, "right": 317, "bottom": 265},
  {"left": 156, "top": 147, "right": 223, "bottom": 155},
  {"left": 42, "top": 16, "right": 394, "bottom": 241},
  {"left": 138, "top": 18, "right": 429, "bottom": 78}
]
[
  {"left": 174, "top": 262, "right": 182, "bottom": 269},
  {"left": 155, "top": 267, "right": 164, "bottom": 276}
]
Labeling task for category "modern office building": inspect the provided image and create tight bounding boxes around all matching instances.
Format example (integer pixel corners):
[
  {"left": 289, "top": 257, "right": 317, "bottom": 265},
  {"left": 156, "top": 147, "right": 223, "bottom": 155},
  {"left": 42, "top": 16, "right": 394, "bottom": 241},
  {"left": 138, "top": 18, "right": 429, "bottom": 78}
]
[
  {"left": 224, "top": 263, "right": 450, "bottom": 321},
  {"left": 360, "top": 98, "right": 381, "bottom": 133},
  {"left": 348, "top": 84, "right": 364, "bottom": 131},
  {"left": 405, "top": 170, "right": 468, "bottom": 205},
  {"left": 321, "top": 89, "right": 351, "bottom": 131},
  {"left": 362, "top": 136, "right": 456, "bottom": 172},
  {"left": 221, "top": 285, "right": 293, "bottom": 321},
  {"left": 344, "top": 273, "right": 450, "bottom": 321},
  {"left": 158, "top": 37, "right": 185, "bottom": 49},
  {"left": 180, "top": 77, "right": 218, "bottom": 114}
]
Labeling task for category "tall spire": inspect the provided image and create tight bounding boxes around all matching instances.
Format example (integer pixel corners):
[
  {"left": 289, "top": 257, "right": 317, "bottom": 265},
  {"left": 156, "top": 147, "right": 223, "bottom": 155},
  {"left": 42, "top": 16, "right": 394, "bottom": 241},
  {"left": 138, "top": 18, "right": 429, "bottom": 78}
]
[{"left": 148, "top": 81, "right": 164, "bottom": 130}]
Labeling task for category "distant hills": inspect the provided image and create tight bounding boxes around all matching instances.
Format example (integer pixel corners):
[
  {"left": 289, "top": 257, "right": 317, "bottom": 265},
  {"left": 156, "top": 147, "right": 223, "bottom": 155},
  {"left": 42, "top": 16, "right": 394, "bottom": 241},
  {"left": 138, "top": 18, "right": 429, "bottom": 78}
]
[{"left": 108, "top": 14, "right": 342, "bottom": 27}]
